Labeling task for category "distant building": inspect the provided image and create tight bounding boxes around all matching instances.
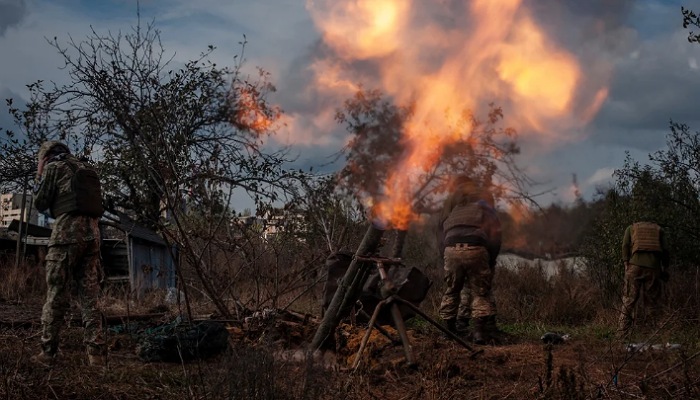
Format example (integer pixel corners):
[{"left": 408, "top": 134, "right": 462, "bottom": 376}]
[
  {"left": 0, "top": 193, "right": 38, "bottom": 228},
  {"left": 261, "top": 209, "right": 307, "bottom": 240},
  {"left": 230, "top": 209, "right": 307, "bottom": 240}
]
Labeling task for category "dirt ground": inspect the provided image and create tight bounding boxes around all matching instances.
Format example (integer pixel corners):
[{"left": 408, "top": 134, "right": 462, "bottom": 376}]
[{"left": 0, "top": 298, "right": 698, "bottom": 400}]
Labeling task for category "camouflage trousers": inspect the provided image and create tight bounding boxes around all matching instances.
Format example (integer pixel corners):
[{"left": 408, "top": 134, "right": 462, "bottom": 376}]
[
  {"left": 41, "top": 240, "right": 105, "bottom": 356},
  {"left": 618, "top": 264, "right": 664, "bottom": 336},
  {"left": 439, "top": 244, "right": 496, "bottom": 321}
]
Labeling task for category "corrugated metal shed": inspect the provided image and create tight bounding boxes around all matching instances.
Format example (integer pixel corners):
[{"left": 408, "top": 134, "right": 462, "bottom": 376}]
[
  {"left": 9, "top": 213, "right": 177, "bottom": 299},
  {"left": 108, "top": 211, "right": 177, "bottom": 298},
  {"left": 128, "top": 237, "right": 177, "bottom": 297}
]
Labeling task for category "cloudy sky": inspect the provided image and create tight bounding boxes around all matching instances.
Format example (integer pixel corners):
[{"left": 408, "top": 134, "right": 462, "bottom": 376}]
[{"left": 0, "top": 0, "right": 698, "bottom": 207}]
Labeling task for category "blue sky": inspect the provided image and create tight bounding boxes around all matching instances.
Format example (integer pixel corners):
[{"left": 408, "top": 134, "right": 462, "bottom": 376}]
[{"left": 1, "top": 0, "right": 699, "bottom": 208}]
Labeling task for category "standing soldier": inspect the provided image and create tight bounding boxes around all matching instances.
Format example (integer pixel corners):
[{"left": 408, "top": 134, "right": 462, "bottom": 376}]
[
  {"left": 618, "top": 221, "right": 670, "bottom": 338},
  {"left": 438, "top": 177, "right": 501, "bottom": 344},
  {"left": 30, "top": 141, "right": 106, "bottom": 367}
]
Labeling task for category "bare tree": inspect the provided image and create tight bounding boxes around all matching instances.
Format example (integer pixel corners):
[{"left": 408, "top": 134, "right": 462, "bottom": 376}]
[
  {"left": 683, "top": 6, "right": 700, "bottom": 43},
  {"left": 291, "top": 174, "right": 365, "bottom": 254},
  {"left": 1, "top": 16, "right": 298, "bottom": 228},
  {"left": 0, "top": 15, "right": 306, "bottom": 318},
  {"left": 336, "top": 88, "right": 536, "bottom": 217}
]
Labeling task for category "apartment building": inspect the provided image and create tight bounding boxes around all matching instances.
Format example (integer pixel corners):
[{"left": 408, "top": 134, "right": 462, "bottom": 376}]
[
  {"left": 260, "top": 208, "right": 307, "bottom": 240},
  {"left": 0, "top": 193, "right": 38, "bottom": 228},
  {"left": 230, "top": 209, "right": 307, "bottom": 240}
]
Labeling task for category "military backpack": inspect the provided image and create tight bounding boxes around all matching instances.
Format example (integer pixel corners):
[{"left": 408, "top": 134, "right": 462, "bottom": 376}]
[
  {"left": 443, "top": 202, "right": 484, "bottom": 231},
  {"left": 52, "top": 160, "right": 104, "bottom": 218},
  {"left": 631, "top": 222, "right": 662, "bottom": 253}
]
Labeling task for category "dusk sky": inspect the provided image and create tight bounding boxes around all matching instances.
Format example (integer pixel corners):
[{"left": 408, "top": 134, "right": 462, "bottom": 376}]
[{"left": 0, "top": 0, "right": 698, "bottom": 208}]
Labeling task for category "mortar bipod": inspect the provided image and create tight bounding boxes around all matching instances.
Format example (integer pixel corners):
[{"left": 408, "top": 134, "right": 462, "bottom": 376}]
[{"left": 351, "top": 256, "right": 483, "bottom": 371}]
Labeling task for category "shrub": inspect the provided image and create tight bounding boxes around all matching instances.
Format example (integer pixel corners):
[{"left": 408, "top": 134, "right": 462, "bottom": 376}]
[{"left": 494, "top": 260, "right": 600, "bottom": 325}]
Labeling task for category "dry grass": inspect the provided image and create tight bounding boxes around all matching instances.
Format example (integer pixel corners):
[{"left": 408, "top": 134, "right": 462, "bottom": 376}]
[
  {"left": 418, "top": 259, "right": 603, "bottom": 328},
  {"left": 0, "top": 260, "right": 45, "bottom": 302},
  {"left": 1, "top": 254, "right": 700, "bottom": 399},
  {"left": 1, "top": 315, "right": 699, "bottom": 400},
  {"left": 495, "top": 261, "right": 601, "bottom": 326}
]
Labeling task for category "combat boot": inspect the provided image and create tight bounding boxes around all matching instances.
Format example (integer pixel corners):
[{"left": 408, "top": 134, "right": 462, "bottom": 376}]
[
  {"left": 472, "top": 317, "right": 488, "bottom": 345},
  {"left": 485, "top": 315, "right": 500, "bottom": 334},
  {"left": 455, "top": 317, "right": 471, "bottom": 335},
  {"left": 87, "top": 345, "right": 108, "bottom": 368},
  {"left": 484, "top": 315, "right": 503, "bottom": 344},
  {"left": 88, "top": 353, "right": 107, "bottom": 368},
  {"left": 442, "top": 318, "right": 457, "bottom": 338},
  {"left": 30, "top": 351, "right": 56, "bottom": 368}
]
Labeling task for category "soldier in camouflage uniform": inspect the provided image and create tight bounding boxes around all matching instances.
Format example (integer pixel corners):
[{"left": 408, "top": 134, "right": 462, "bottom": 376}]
[
  {"left": 437, "top": 177, "right": 501, "bottom": 344},
  {"left": 618, "top": 221, "right": 670, "bottom": 338},
  {"left": 30, "top": 141, "right": 106, "bottom": 367}
]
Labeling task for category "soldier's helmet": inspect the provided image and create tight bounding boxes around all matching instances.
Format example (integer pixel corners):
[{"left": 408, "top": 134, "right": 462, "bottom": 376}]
[
  {"left": 452, "top": 175, "right": 478, "bottom": 195},
  {"left": 452, "top": 175, "right": 495, "bottom": 206},
  {"left": 37, "top": 141, "right": 70, "bottom": 163}
]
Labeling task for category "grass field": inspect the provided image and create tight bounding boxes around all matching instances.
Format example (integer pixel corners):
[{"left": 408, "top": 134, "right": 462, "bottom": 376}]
[{"left": 0, "top": 258, "right": 698, "bottom": 399}]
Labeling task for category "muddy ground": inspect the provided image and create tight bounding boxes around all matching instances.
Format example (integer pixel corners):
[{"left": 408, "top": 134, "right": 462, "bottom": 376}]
[{"left": 0, "top": 299, "right": 698, "bottom": 400}]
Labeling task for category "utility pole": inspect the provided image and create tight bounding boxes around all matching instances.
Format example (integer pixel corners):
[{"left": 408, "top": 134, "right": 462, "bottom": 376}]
[
  {"left": 22, "top": 193, "right": 33, "bottom": 260},
  {"left": 14, "top": 175, "right": 29, "bottom": 269}
]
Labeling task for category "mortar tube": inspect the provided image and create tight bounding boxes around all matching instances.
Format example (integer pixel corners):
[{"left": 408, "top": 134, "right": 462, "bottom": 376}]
[
  {"left": 391, "top": 229, "right": 407, "bottom": 259},
  {"left": 309, "top": 221, "right": 386, "bottom": 352}
]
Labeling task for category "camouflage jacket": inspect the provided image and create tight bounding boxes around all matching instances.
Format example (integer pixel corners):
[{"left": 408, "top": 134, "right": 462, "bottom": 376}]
[{"left": 34, "top": 154, "right": 100, "bottom": 246}]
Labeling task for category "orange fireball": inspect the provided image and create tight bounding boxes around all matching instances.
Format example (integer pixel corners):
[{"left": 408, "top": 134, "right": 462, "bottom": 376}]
[{"left": 307, "top": 0, "right": 611, "bottom": 228}]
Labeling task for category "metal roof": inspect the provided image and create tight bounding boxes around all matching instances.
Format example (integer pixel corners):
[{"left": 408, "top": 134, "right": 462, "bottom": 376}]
[
  {"left": 114, "top": 214, "right": 167, "bottom": 246},
  {"left": 6, "top": 212, "right": 167, "bottom": 247},
  {"left": 7, "top": 220, "right": 52, "bottom": 238}
]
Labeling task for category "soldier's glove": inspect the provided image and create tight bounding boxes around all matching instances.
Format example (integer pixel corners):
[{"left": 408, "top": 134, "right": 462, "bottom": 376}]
[{"left": 660, "top": 270, "right": 670, "bottom": 282}]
